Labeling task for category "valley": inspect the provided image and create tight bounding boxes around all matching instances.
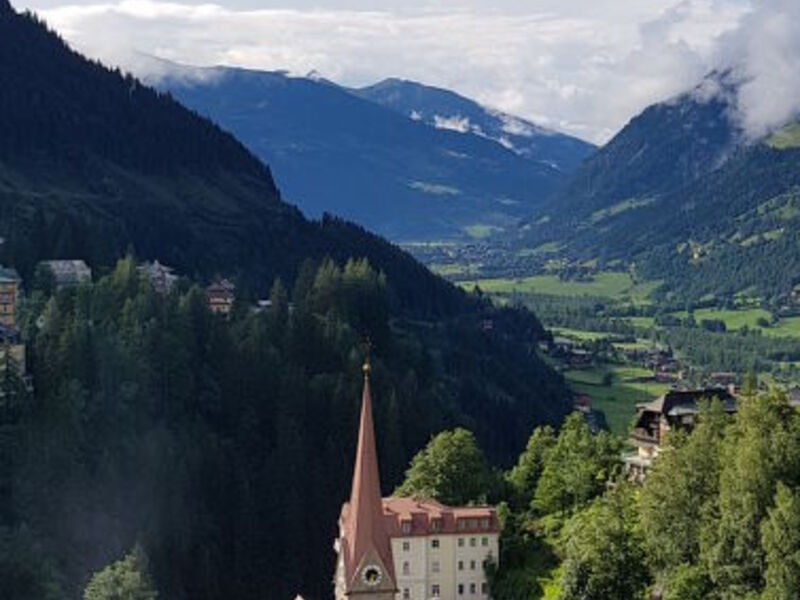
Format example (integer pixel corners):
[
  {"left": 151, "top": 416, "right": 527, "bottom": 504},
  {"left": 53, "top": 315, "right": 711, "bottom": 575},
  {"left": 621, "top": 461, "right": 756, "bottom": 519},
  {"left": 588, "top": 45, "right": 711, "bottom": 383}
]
[
  {"left": 443, "top": 267, "right": 800, "bottom": 434},
  {"left": 4, "top": 0, "right": 800, "bottom": 598}
]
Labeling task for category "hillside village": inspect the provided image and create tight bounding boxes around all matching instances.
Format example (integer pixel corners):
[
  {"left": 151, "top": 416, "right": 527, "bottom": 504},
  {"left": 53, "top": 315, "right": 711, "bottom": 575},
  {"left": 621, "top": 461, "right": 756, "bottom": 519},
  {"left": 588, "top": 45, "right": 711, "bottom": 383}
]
[
  {"left": 5, "top": 252, "right": 800, "bottom": 600},
  {"left": 0, "top": 259, "right": 240, "bottom": 396}
]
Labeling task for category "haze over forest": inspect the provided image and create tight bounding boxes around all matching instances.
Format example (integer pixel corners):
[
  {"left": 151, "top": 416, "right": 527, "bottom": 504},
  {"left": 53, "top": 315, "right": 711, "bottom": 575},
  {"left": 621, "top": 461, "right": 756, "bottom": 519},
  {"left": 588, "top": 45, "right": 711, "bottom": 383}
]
[{"left": 3, "top": 1, "right": 800, "bottom": 600}]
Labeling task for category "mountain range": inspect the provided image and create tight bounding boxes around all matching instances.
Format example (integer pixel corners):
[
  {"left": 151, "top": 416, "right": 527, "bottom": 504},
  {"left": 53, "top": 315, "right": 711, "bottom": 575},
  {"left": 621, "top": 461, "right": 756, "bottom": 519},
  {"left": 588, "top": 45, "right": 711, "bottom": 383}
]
[
  {"left": 0, "top": 5, "right": 571, "bottom": 599},
  {"left": 144, "top": 60, "right": 594, "bottom": 242},
  {"left": 352, "top": 77, "right": 591, "bottom": 173}
]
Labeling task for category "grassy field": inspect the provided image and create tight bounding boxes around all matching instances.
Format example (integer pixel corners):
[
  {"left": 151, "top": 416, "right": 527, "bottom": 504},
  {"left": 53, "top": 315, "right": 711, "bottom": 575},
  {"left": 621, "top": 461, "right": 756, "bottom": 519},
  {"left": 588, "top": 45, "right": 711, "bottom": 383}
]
[
  {"left": 427, "top": 263, "right": 472, "bottom": 277},
  {"left": 692, "top": 307, "right": 772, "bottom": 330},
  {"left": 629, "top": 316, "right": 656, "bottom": 329},
  {"left": 565, "top": 365, "right": 668, "bottom": 437},
  {"left": 667, "top": 308, "right": 800, "bottom": 338},
  {"left": 460, "top": 272, "right": 660, "bottom": 303},
  {"left": 552, "top": 328, "right": 607, "bottom": 341},
  {"left": 763, "top": 316, "right": 800, "bottom": 338},
  {"left": 464, "top": 224, "right": 503, "bottom": 239},
  {"left": 614, "top": 339, "right": 653, "bottom": 351},
  {"left": 589, "top": 197, "right": 654, "bottom": 224}
]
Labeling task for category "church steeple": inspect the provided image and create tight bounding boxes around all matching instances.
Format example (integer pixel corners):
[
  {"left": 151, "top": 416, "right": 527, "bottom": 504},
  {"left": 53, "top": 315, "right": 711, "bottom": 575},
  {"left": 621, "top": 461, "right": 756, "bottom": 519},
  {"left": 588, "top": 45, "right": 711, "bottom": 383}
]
[{"left": 336, "top": 358, "right": 396, "bottom": 597}]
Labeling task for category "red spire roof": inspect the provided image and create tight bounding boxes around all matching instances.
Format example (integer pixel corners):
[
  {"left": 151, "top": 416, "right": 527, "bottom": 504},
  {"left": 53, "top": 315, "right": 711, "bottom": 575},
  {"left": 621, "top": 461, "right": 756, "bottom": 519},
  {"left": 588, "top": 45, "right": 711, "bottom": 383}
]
[{"left": 340, "top": 363, "right": 396, "bottom": 591}]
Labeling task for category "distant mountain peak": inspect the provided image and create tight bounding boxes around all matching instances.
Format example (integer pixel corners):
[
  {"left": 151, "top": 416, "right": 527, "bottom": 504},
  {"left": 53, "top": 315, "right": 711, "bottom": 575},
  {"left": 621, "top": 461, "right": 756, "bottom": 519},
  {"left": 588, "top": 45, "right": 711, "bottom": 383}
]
[
  {"left": 147, "top": 62, "right": 574, "bottom": 241},
  {"left": 352, "top": 77, "right": 595, "bottom": 172}
]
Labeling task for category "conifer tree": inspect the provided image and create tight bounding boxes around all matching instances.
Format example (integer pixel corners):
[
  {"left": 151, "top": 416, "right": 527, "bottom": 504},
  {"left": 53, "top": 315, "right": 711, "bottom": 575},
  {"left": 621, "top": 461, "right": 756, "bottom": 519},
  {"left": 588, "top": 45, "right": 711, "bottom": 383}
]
[{"left": 761, "top": 482, "right": 800, "bottom": 600}]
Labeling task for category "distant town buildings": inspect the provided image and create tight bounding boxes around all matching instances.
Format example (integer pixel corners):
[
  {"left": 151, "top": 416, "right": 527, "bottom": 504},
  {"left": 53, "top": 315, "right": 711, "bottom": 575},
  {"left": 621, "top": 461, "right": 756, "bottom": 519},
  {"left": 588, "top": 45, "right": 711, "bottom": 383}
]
[
  {"left": 207, "top": 279, "right": 235, "bottom": 315},
  {"left": 138, "top": 260, "right": 177, "bottom": 295},
  {"left": 0, "top": 268, "right": 31, "bottom": 393},
  {"left": 0, "top": 327, "right": 26, "bottom": 373},
  {"left": 0, "top": 266, "right": 21, "bottom": 328},
  {"left": 334, "top": 361, "right": 499, "bottom": 600},
  {"left": 40, "top": 260, "right": 92, "bottom": 288}
]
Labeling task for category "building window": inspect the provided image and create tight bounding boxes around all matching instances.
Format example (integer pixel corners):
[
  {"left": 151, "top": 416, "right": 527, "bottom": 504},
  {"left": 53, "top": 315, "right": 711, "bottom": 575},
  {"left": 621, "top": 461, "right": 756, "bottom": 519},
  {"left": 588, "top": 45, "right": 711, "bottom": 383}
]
[
  {"left": 458, "top": 584, "right": 464, "bottom": 595},
  {"left": 480, "top": 518, "right": 490, "bottom": 529},
  {"left": 431, "top": 539, "right": 440, "bottom": 549},
  {"left": 469, "top": 519, "right": 478, "bottom": 530},
  {"left": 403, "top": 541, "right": 410, "bottom": 551},
  {"left": 470, "top": 537, "right": 477, "bottom": 547},
  {"left": 403, "top": 589, "right": 410, "bottom": 600},
  {"left": 403, "top": 561, "right": 410, "bottom": 575},
  {"left": 481, "top": 537, "right": 488, "bottom": 547},
  {"left": 401, "top": 521, "right": 412, "bottom": 535},
  {"left": 481, "top": 583, "right": 488, "bottom": 595},
  {"left": 470, "top": 560, "right": 476, "bottom": 570},
  {"left": 432, "top": 584, "right": 440, "bottom": 597},
  {"left": 458, "top": 537, "right": 465, "bottom": 547},
  {"left": 470, "top": 583, "right": 476, "bottom": 594},
  {"left": 458, "top": 560, "right": 464, "bottom": 571},
  {"left": 458, "top": 519, "right": 466, "bottom": 531},
  {"left": 432, "top": 560, "right": 440, "bottom": 573},
  {"left": 431, "top": 518, "right": 442, "bottom": 532}
]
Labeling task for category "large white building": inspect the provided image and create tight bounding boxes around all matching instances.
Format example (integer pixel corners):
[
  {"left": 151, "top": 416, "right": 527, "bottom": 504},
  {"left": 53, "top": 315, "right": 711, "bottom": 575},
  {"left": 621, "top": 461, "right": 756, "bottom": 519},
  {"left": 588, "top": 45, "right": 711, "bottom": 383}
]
[
  {"left": 334, "top": 362, "right": 499, "bottom": 600},
  {"left": 384, "top": 497, "right": 498, "bottom": 600}
]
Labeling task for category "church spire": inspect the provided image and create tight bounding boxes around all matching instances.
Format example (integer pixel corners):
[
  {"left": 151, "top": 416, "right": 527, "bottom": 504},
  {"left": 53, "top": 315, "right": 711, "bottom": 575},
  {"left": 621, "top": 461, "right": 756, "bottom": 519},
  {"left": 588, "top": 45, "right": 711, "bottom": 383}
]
[{"left": 340, "top": 356, "right": 396, "bottom": 594}]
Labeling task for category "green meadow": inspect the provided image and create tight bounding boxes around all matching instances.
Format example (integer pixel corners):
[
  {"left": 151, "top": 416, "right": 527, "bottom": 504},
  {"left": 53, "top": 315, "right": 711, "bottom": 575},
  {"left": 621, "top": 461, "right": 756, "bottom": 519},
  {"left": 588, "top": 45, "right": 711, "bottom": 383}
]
[
  {"left": 565, "top": 365, "right": 668, "bottom": 436},
  {"left": 460, "top": 272, "right": 659, "bottom": 303}
]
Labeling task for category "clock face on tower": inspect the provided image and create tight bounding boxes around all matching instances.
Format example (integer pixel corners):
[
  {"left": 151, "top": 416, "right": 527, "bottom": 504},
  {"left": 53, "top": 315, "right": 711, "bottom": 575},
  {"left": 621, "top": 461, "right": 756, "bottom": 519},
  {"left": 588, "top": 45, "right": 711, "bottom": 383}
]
[{"left": 362, "top": 565, "right": 383, "bottom": 586}]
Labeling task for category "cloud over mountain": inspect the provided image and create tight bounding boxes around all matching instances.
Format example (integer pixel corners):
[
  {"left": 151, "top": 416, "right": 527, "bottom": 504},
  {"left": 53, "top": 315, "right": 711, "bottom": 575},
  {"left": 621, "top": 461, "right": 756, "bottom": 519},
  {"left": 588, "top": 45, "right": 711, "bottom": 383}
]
[
  {"left": 13, "top": 0, "right": 797, "bottom": 142},
  {"left": 714, "top": 0, "right": 800, "bottom": 139}
]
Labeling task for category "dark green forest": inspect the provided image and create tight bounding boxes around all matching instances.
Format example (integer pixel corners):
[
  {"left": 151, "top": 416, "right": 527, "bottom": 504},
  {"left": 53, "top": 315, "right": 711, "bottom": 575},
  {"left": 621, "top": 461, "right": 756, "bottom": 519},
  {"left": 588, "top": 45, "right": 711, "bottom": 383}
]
[
  {"left": 0, "top": 257, "right": 568, "bottom": 600},
  {"left": 510, "top": 68, "right": 800, "bottom": 305}
]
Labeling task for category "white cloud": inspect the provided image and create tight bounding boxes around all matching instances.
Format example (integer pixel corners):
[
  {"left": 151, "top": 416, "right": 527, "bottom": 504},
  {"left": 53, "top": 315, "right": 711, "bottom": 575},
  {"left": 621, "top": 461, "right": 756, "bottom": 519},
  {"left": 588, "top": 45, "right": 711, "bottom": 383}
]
[
  {"left": 11, "top": 0, "right": 772, "bottom": 143},
  {"left": 712, "top": 0, "right": 800, "bottom": 139}
]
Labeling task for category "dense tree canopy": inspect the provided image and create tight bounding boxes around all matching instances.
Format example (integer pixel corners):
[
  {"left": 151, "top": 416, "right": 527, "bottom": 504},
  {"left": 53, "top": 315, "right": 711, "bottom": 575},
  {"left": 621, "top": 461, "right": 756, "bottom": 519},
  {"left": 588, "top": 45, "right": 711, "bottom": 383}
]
[
  {"left": 559, "top": 483, "right": 649, "bottom": 600},
  {"left": 532, "top": 414, "right": 621, "bottom": 515},
  {"left": 395, "top": 428, "right": 495, "bottom": 506},
  {"left": 0, "top": 256, "right": 568, "bottom": 600}
]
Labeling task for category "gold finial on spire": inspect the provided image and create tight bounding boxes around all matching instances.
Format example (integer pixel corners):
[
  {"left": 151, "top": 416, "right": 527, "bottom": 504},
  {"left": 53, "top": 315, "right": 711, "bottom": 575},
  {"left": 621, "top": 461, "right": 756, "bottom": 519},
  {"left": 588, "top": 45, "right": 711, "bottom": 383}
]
[{"left": 362, "top": 338, "right": 372, "bottom": 377}]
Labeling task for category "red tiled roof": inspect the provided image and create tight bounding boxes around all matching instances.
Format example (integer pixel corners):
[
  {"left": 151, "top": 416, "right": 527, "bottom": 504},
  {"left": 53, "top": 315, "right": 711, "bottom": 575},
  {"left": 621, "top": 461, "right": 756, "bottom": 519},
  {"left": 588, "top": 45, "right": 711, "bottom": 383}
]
[{"left": 381, "top": 497, "right": 498, "bottom": 537}]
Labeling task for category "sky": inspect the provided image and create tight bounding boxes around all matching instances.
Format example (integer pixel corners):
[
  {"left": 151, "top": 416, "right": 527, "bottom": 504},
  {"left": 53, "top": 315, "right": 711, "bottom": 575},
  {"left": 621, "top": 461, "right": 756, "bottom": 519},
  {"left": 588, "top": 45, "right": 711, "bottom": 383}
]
[{"left": 11, "top": 0, "right": 800, "bottom": 144}]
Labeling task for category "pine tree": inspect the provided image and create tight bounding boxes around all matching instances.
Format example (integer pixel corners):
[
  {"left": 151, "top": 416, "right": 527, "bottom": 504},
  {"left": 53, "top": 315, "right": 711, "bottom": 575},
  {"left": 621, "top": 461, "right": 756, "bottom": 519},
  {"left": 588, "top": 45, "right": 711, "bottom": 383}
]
[
  {"left": 761, "top": 482, "right": 800, "bottom": 600},
  {"left": 559, "top": 483, "right": 649, "bottom": 600}
]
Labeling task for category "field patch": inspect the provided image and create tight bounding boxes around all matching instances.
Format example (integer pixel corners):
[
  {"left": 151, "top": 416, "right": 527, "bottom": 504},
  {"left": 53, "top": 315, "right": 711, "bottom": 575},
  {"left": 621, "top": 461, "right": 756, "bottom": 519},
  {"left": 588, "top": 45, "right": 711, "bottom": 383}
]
[
  {"left": 460, "top": 272, "right": 660, "bottom": 302},
  {"left": 566, "top": 365, "right": 667, "bottom": 436}
]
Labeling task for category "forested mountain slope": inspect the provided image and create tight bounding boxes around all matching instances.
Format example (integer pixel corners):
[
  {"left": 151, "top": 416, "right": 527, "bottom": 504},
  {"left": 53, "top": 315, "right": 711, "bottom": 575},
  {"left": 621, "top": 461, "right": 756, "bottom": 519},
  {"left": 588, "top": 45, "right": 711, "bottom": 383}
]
[
  {"left": 150, "top": 61, "right": 567, "bottom": 242},
  {"left": 0, "top": 4, "right": 569, "bottom": 600},
  {"left": 515, "top": 73, "right": 800, "bottom": 304},
  {"left": 0, "top": 5, "right": 460, "bottom": 318}
]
